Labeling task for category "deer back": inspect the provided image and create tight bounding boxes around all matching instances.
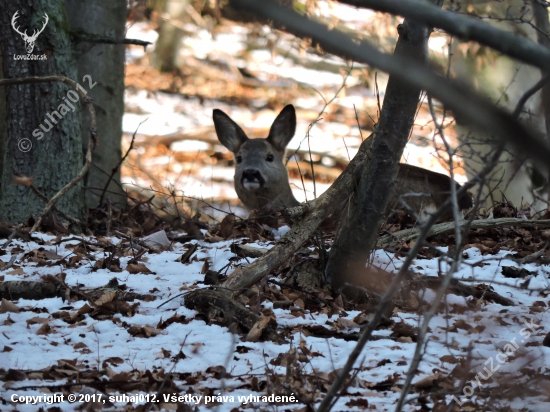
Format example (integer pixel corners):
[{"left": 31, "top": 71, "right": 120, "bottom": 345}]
[{"left": 390, "top": 164, "right": 472, "bottom": 221}]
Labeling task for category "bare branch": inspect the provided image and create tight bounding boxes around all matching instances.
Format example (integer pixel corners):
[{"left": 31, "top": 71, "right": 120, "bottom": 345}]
[
  {"left": 230, "top": 0, "right": 550, "bottom": 166},
  {"left": 378, "top": 217, "right": 550, "bottom": 249},
  {"left": 513, "top": 74, "right": 550, "bottom": 118},
  {"left": 338, "top": 0, "right": 550, "bottom": 72},
  {"left": 99, "top": 120, "right": 145, "bottom": 206},
  {"left": 72, "top": 32, "right": 151, "bottom": 49}
]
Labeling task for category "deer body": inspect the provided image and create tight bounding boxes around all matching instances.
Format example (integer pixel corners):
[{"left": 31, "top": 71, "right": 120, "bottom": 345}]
[{"left": 213, "top": 105, "right": 472, "bottom": 219}]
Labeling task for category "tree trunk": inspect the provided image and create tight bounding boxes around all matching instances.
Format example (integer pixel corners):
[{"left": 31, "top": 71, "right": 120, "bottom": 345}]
[
  {"left": 0, "top": 0, "right": 84, "bottom": 224},
  {"left": 532, "top": 0, "right": 550, "bottom": 187},
  {"left": 153, "top": 0, "right": 189, "bottom": 72},
  {"left": 326, "top": 17, "right": 431, "bottom": 296},
  {"left": 65, "top": 0, "right": 127, "bottom": 209}
]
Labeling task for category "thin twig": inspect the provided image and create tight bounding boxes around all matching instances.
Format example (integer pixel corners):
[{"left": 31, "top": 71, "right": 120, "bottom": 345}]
[
  {"left": 72, "top": 33, "right": 151, "bottom": 49},
  {"left": 99, "top": 119, "right": 145, "bottom": 206},
  {"left": 512, "top": 73, "right": 550, "bottom": 118},
  {"left": 1, "top": 224, "right": 23, "bottom": 249}
]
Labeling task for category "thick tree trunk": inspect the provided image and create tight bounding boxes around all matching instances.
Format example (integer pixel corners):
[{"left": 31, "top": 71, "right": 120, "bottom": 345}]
[
  {"left": 65, "top": 0, "right": 127, "bottom": 209},
  {"left": 0, "top": 0, "right": 84, "bottom": 224},
  {"left": 326, "top": 18, "right": 431, "bottom": 296}
]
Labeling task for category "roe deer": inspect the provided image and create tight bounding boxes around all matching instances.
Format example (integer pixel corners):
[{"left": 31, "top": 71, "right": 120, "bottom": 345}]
[{"left": 213, "top": 104, "right": 472, "bottom": 220}]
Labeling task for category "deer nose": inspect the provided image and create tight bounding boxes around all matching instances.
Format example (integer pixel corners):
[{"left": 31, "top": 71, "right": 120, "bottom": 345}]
[
  {"left": 241, "top": 169, "right": 265, "bottom": 186},
  {"left": 242, "top": 169, "right": 262, "bottom": 181}
]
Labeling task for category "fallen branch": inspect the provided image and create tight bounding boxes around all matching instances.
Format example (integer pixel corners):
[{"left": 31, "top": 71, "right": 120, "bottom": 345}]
[
  {"left": 182, "top": 134, "right": 372, "bottom": 338},
  {"left": 183, "top": 288, "right": 285, "bottom": 343},
  {"left": 0, "top": 75, "right": 97, "bottom": 232},
  {"left": 414, "top": 276, "right": 515, "bottom": 306},
  {"left": 0, "top": 279, "right": 147, "bottom": 302},
  {"left": 0, "top": 280, "right": 62, "bottom": 300},
  {"left": 218, "top": 136, "right": 371, "bottom": 295},
  {"left": 377, "top": 218, "right": 550, "bottom": 249}
]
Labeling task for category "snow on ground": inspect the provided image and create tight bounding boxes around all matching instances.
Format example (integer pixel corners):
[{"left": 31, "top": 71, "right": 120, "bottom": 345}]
[{"left": 1, "top": 232, "right": 549, "bottom": 411}]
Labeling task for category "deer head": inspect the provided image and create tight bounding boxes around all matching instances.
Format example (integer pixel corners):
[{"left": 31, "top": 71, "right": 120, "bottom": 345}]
[
  {"left": 11, "top": 11, "right": 49, "bottom": 54},
  {"left": 213, "top": 105, "right": 472, "bottom": 221},
  {"left": 213, "top": 105, "right": 300, "bottom": 211}
]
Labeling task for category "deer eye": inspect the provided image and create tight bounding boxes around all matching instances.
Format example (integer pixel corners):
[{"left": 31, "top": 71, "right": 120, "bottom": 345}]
[
  {"left": 236, "top": 156, "right": 242, "bottom": 164},
  {"left": 266, "top": 154, "right": 274, "bottom": 162}
]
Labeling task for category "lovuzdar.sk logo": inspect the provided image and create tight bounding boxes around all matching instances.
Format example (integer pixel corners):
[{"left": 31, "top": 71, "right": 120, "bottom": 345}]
[{"left": 11, "top": 10, "right": 48, "bottom": 60}]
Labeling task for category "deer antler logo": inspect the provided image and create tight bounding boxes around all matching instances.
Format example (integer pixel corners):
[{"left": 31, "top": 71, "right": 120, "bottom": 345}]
[{"left": 11, "top": 11, "right": 49, "bottom": 54}]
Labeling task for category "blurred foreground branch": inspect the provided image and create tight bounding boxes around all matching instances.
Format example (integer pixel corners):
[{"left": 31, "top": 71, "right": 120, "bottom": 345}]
[
  {"left": 230, "top": 0, "right": 550, "bottom": 165},
  {"left": 339, "top": 0, "right": 550, "bottom": 72}
]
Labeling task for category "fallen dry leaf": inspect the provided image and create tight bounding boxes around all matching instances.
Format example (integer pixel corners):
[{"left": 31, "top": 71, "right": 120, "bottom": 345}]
[
  {"left": 126, "top": 263, "right": 153, "bottom": 274},
  {"left": 0, "top": 298, "right": 21, "bottom": 313},
  {"left": 245, "top": 316, "right": 270, "bottom": 342}
]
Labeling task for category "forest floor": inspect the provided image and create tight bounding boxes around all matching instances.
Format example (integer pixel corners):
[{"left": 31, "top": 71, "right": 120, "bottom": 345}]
[{"left": 1, "top": 200, "right": 549, "bottom": 411}]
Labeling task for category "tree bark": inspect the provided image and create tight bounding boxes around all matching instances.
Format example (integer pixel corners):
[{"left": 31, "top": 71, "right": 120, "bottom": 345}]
[
  {"left": 0, "top": 0, "right": 84, "bottom": 224},
  {"left": 327, "top": 17, "right": 432, "bottom": 296},
  {"left": 65, "top": 0, "right": 127, "bottom": 209}
]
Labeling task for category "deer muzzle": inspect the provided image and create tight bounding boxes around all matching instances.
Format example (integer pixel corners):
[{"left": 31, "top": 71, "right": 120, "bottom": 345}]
[{"left": 241, "top": 169, "right": 265, "bottom": 190}]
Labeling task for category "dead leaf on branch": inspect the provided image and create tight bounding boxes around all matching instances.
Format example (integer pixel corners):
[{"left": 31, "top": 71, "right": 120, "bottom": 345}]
[{"left": 11, "top": 176, "right": 34, "bottom": 187}]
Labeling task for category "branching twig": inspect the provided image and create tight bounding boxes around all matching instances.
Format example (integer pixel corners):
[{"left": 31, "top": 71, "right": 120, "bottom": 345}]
[{"left": 512, "top": 73, "right": 550, "bottom": 118}]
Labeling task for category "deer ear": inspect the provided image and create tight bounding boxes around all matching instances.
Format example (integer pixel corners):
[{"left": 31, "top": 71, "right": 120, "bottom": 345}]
[
  {"left": 267, "top": 105, "right": 296, "bottom": 153},
  {"left": 213, "top": 109, "right": 249, "bottom": 153}
]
